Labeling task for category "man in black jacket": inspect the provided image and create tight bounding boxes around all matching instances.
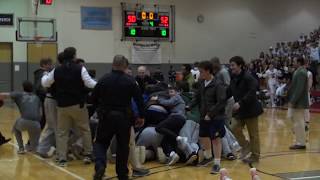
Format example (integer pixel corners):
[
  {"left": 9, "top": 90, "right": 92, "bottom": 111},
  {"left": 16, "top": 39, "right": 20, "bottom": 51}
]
[
  {"left": 91, "top": 55, "right": 145, "bottom": 180},
  {"left": 189, "top": 61, "right": 227, "bottom": 174},
  {"left": 135, "top": 66, "right": 157, "bottom": 93},
  {"left": 228, "top": 56, "right": 263, "bottom": 164}
]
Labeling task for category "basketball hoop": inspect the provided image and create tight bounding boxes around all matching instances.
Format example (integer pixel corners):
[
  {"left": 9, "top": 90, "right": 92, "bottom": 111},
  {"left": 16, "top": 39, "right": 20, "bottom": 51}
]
[{"left": 34, "top": 35, "right": 43, "bottom": 47}]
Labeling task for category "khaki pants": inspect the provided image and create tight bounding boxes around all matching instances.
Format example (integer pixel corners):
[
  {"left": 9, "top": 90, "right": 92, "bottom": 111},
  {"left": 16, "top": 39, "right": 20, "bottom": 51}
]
[
  {"left": 129, "top": 127, "right": 143, "bottom": 169},
  {"left": 56, "top": 105, "right": 92, "bottom": 160},
  {"left": 231, "top": 117, "right": 260, "bottom": 158},
  {"left": 225, "top": 98, "right": 235, "bottom": 129},
  {"left": 37, "top": 98, "right": 57, "bottom": 154},
  {"left": 290, "top": 108, "right": 306, "bottom": 146}
]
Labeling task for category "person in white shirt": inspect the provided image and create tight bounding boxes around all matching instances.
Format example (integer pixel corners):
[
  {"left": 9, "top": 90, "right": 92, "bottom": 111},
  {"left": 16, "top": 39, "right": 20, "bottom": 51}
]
[
  {"left": 309, "top": 42, "right": 319, "bottom": 89},
  {"left": 191, "top": 62, "right": 200, "bottom": 83},
  {"left": 305, "top": 65, "right": 313, "bottom": 131},
  {"left": 269, "top": 47, "right": 276, "bottom": 58},
  {"left": 264, "top": 63, "right": 281, "bottom": 108},
  {"left": 309, "top": 43, "right": 320, "bottom": 62}
]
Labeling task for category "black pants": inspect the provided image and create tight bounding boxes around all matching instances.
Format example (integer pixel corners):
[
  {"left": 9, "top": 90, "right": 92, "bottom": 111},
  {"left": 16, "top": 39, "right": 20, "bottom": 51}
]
[
  {"left": 145, "top": 110, "right": 168, "bottom": 126},
  {"left": 310, "top": 61, "right": 318, "bottom": 88},
  {"left": 94, "top": 110, "right": 131, "bottom": 180},
  {"left": 90, "top": 121, "right": 98, "bottom": 141},
  {"left": 155, "top": 114, "right": 186, "bottom": 156}
]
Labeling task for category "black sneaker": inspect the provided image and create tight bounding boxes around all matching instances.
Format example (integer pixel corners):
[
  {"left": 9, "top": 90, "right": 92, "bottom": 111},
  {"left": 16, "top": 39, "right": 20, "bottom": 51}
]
[
  {"left": 289, "top": 145, "right": 306, "bottom": 150},
  {"left": 57, "top": 160, "right": 67, "bottom": 167},
  {"left": 70, "top": 144, "right": 83, "bottom": 160},
  {"left": 197, "top": 158, "right": 213, "bottom": 167},
  {"left": 242, "top": 156, "right": 259, "bottom": 164},
  {"left": 93, "top": 167, "right": 105, "bottom": 180},
  {"left": 305, "top": 125, "right": 309, "bottom": 132},
  {"left": 210, "top": 164, "right": 221, "bottom": 174},
  {"left": 225, "top": 153, "right": 236, "bottom": 161},
  {"left": 117, "top": 176, "right": 129, "bottom": 180},
  {"left": 0, "top": 138, "right": 11, "bottom": 146},
  {"left": 132, "top": 168, "right": 150, "bottom": 177}
]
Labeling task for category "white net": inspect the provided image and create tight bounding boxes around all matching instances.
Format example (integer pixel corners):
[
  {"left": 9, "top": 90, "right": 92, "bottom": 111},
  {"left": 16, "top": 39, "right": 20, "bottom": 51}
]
[
  {"left": 131, "top": 43, "right": 162, "bottom": 64},
  {"left": 34, "top": 36, "right": 43, "bottom": 47}
]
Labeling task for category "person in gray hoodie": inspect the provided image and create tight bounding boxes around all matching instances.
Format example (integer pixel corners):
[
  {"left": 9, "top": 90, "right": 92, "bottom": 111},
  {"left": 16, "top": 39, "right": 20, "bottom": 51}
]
[{"left": 151, "top": 87, "right": 189, "bottom": 165}]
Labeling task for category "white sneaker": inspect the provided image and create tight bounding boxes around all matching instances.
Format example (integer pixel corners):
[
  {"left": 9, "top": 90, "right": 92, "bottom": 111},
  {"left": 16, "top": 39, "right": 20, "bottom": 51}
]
[
  {"left": 220, "top": 168, "right": 232, "bottom": 180},
  {"left": 47, "top": 146, "right": 56, "bottom": 157},
  {"left": 250, "top": 168, "right": 261, "bottom": 180},
  {"left": 139, "top": 146, "right": 146, "bottom": 164},
  {"left": 168, "top": 151, "right": 180, "bottom": 166},
  {"left": 157, "top": 147, "right": 167, "bottom": 164}
]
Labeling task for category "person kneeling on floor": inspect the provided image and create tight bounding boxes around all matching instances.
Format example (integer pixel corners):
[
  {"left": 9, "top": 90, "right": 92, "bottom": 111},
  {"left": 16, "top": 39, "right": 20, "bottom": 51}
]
[{"left": 0, "top": 81, "right": 41, "bottom": 154}]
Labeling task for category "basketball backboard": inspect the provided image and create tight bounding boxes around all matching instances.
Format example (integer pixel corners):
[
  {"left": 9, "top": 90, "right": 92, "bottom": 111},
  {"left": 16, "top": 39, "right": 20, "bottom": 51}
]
[{"left": 16, "top": 17, "right": 57, "bottom": 42}]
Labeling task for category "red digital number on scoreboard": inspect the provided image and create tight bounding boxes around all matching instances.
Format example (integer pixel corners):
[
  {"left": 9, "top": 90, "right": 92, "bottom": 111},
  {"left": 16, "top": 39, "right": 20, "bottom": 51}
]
[
  {"left": 126, "top": 15, "right": 137, "bottom": 26},
  {"left": 46, "top": 0, "right": 52, "bottom": 4},
  {"left": 41, "top": 0, "right": 53, "bottom": 5},
  {"left": 160, "top": 16, "right": 169, "bottom": 27},
  {"left": 127, "top": 15, "right": 137, "bottom": 23}
]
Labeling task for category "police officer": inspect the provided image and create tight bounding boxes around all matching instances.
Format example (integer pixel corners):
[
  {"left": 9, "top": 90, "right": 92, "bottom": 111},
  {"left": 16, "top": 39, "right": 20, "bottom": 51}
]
[{"left": 92, "top": 55, "right": 145, "bottom": 180}]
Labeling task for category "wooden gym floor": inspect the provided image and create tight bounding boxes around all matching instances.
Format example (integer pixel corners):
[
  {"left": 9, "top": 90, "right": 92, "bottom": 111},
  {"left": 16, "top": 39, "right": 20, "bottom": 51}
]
[{"left": 1, "top": 105, "right": 320, "bottom": 180}]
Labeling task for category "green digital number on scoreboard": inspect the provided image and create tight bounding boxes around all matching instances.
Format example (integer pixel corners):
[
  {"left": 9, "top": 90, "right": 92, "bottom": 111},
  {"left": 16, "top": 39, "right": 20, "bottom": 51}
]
[{"left": 130, "top": 29, "right": 136, "bottom": 36}]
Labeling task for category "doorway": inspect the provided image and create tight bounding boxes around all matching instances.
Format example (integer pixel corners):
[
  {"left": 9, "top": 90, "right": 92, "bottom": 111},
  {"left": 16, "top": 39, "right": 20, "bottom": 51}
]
[
  {"left": 0, "top": 42, "right": 13, "bottom": 92},
  {"left": 27, "top": 43, "right": 57, "bottom": 82}
]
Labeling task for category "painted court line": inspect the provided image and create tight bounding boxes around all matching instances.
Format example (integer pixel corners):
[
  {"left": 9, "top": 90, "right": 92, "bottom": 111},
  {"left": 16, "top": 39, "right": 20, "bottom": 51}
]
[
  {"left": 8, "top": 142, "right": 86, "bottom": 180},
  {"left": 291, "top": 176, "right": 320, "bottom": 180},
  {"left": 0, "top": 158, "right": 19, "bottom": 162}
]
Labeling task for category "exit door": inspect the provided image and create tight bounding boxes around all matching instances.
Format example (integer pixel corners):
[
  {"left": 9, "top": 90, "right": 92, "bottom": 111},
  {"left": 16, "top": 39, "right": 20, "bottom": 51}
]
[
  {"left": 27, "top": 43, "right": 57, "bottom": 81},
  {"left": 0, "top": 43, "right": 13, "bottom": 92}
]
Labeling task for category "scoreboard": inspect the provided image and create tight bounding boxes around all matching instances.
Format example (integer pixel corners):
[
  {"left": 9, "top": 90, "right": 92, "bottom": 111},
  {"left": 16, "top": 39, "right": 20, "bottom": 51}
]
[
  {"left": 121, "top": 3, "right": 175, "bottom": 41},
  {"left": 124, "top": 11, "right": 169, "bottom": 38}
]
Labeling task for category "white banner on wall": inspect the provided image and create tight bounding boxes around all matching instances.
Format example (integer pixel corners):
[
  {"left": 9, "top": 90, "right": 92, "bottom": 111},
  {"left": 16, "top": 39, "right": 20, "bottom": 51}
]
[{"left": 131, "top": 43, "right": 161, "bottom": 64}]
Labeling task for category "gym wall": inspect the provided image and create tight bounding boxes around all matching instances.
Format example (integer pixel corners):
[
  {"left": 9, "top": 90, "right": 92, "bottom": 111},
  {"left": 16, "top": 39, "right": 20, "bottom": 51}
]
[{"left": 0, "top": 0, "right": 320, "bottom": 89}]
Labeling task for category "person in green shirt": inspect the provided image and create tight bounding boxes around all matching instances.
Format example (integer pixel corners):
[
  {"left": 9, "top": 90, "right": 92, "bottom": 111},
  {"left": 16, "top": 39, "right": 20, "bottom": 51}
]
[
  {"left": 182, "top": 64, "right": 195, "bottom": 91},
  {"left": 288, "top": 56, "right": 309, "bottom": 150}
]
